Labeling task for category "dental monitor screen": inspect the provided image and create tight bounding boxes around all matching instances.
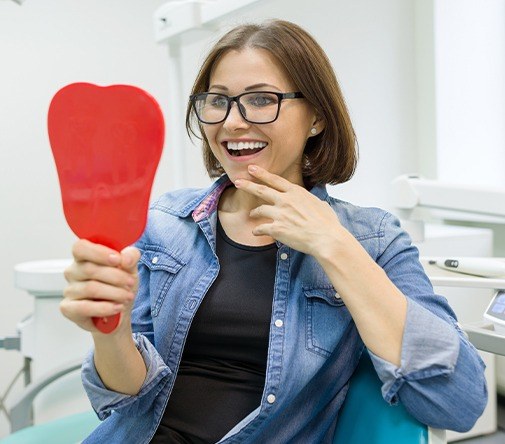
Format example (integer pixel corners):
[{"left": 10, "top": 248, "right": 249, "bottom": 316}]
[{"left": 485, "top": 291, "right": 505, "bottom": 322}]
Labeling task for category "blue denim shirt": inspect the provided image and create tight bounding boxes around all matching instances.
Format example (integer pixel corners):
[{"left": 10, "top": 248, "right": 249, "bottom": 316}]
[{"left": 82, "top": 175, "right": 487, "bottom": 443}]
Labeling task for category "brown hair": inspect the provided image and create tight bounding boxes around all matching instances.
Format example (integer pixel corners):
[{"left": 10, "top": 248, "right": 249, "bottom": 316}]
[{"left": 186, "top": 19, "right": 358, "bottom": 187}]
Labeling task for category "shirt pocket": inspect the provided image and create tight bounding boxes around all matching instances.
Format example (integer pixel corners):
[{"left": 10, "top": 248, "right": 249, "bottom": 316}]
[
  {"left": 304, "top": 287, "right": 352, "bottom": 358},
  {"left": 140, "top": 246, "right": 185, "bottom": 317}
]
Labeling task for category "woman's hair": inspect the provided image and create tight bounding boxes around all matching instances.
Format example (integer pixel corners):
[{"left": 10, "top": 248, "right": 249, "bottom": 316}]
[{"left": 186, "top": 19, "right": 358, "bottom": 187}]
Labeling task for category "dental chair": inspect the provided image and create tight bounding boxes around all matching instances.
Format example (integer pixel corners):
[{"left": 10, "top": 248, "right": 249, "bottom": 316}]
[{"left": 0, "top": 352, "right": 445, "bottom": 444}]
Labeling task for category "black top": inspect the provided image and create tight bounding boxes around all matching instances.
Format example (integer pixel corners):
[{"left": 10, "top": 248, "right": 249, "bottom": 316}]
[{"left": 150, "top": 219, "right": 277, "bottom": 443}]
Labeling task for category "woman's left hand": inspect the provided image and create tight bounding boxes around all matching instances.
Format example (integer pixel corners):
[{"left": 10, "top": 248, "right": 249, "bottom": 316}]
[{"left": 234, "top": 165, "right": 352, "bottom": 259}]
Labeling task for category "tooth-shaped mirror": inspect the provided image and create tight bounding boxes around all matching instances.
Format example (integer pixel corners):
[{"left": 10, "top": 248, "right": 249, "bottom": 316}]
[{"left": 48, "top": 83, "right": 165, "bottom": 333}]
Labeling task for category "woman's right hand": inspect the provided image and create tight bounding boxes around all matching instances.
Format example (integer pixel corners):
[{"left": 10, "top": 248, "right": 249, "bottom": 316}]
[{"left": 61, "top": 239, "right": 141, "bottom": 334}]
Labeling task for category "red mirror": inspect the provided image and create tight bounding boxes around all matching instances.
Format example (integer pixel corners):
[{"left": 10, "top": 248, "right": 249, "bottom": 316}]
[{"left": 48, "top": 83, "right": 165, "bottom": 333}]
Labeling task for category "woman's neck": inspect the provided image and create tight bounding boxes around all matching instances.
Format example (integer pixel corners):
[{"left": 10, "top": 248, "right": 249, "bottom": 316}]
[
  {"left": 218, "top": 186, "right": 265, "bottom": 215},
  {"left": 217, "top": 186, "right": 276, "bottom": 246}
]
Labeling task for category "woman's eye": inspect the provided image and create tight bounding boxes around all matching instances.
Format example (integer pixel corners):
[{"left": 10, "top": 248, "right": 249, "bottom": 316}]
[
  {"left": 210, "top": 96, "right": 228, "bottom": 108},
  {"left": 248, "top": 94, "right": 276, "bottom": 107}
]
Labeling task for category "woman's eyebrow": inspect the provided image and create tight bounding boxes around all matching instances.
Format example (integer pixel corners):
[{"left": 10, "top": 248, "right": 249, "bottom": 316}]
[
  {"left": 208, "top": 84, "right": 228, "bottom": 91},
  {"left": 208, "top": 83, "right": 281, "bottom": 92},
  {"left": 245, "top": 83, "right": 280, "bottom": 91}
]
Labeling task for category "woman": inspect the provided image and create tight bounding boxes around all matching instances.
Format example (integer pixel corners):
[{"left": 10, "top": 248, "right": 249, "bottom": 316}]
[{"left": 62, "top": 20, "right": 487, "bottom": 443}]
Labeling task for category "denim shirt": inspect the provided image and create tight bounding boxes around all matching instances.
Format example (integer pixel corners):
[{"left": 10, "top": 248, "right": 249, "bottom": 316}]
[{"left": 82, "top": 175, "right": 487, "bottom": 444}]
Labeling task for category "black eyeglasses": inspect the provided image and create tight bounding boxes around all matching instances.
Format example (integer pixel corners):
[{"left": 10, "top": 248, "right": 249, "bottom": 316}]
[{"left": 189, "top": 91, "right": 304, "bottom": 124}]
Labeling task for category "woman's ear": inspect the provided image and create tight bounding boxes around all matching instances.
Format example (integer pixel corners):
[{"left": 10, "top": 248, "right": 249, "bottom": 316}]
[{"left": 309, "top": 115, "right": 326, "bottom": 136}]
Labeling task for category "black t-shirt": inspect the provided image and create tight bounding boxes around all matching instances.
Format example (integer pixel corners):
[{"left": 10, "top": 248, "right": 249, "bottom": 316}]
[{"left": 150, "top": 218, "right": 277, "bottom": 443}]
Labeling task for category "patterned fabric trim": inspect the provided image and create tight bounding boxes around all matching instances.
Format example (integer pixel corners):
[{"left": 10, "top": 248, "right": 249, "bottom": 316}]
[{"left": 192, "top": 179, "right": 232, "bottom": 222}]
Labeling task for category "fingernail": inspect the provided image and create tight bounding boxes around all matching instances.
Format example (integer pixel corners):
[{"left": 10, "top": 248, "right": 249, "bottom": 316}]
[
  {"left": 113, "top": 303, "right": 123, "bottom": 312},
  {"left": 248, "top": 165, "right": 258, "bottom": 173}
]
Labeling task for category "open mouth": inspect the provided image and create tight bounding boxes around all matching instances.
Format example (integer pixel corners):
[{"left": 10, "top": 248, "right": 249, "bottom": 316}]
[{"left": 225, "top": 141, "right": 267, "bottom": 157}]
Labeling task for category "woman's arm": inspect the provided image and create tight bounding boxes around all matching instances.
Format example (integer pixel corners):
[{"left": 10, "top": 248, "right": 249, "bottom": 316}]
[
  {"left": 92, "top": 328, "right": 146, "bottom": 396},
  {"left": 315, "top": 234, "right": 407, "bottom": 365}
]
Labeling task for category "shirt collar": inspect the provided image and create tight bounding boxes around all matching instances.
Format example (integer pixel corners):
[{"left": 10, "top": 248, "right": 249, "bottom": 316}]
[{"left": 192, "top": 175, "right": 233, "bottom": 222}]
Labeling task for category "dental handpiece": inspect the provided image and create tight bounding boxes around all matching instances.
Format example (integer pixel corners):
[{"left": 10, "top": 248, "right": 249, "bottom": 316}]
[{"left": 428, "top": 258, "right": 505, "bottom": 278}]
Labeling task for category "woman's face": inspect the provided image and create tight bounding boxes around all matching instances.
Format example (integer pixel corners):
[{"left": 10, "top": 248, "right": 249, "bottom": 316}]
[{"left": 202, "top": 48, "right": 321, "bottom": 186}]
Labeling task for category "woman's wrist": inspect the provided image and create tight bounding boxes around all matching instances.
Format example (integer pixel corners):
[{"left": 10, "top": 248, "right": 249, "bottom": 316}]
[{"left": 312, "top": 227, "right": 360, "bottom": 270}]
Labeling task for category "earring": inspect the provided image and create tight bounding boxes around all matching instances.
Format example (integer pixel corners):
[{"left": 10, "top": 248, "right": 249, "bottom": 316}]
[{"left": 310, "top": 127, "right": 317, "bottom": 135}]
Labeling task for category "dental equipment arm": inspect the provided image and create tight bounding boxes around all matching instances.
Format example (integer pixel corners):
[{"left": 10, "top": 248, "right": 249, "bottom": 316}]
[
  {"left": 391, "top": 175, "right": 505, "bottom": 242},
  {"left": 9, "top": 360, "right": 82, "bottom": 432}
]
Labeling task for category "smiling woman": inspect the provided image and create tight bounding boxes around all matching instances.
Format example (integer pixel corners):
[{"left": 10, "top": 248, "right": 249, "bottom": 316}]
[{"left": 60, "top": 19, "right": 488, "bottom": 444}]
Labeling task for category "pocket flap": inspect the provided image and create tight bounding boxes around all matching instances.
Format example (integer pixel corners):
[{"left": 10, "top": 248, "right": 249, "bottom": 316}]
[
  {"left": 140, "top": 246, "right": 185, "bottom": 273},
  {"left": 304, "top": 287, "right": 344, "bottom": 307}
]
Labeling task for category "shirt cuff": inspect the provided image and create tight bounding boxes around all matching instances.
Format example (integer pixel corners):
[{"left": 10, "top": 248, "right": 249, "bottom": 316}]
[
  {"left": 81, "top": 333, "right": 171, "bottom": 419},
  {"left": 368, "top": 298, "right": 460, "bottom": 404}
]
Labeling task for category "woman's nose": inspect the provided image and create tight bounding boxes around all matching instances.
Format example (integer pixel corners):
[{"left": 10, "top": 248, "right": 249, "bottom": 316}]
[{"left": 222, "top": 101, "right": 250, "bottom": 130}]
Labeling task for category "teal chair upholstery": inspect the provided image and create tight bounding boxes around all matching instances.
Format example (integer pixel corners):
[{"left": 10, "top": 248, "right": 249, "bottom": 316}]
[
  {"left": 0, "top": 410, "right": 99, "bottom": 444},
  {"left": 1, "top": 353, "right": 444, "bottom": 444},
  {"left": 0, "top": 360, "right": 100, "bottom": 444},
  {"left": 334, "top": 352, "right": 444, "bottom": 444}
]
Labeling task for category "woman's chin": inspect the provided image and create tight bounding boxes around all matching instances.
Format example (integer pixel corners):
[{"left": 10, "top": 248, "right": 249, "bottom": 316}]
[{"left": 227, "top": 170, "right": 255, "bottom": 184}]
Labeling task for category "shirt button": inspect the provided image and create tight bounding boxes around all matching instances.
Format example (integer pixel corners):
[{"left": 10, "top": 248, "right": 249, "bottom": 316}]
[
  {"left": 456, "top": 322, "right": 469, "bottom": 339},
  {"left": 280, "top": 253, "right": 288, "bottom": 260},
  {"left": 267, "top": 394, "right": 276, "bottom": 404},
  {"left": 152, "top": 256, "right": 159, "bottom": 264},
  {"left": 274, "top": 319, "right": 283, "bottom": 328},
  {"left": 334, "top": 292, "right": 341, "bottom": 300}
]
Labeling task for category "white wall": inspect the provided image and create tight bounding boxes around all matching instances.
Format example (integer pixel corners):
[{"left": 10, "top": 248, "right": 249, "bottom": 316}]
[
  {"left": 0, "top": 0, "right": 421, "bottom": 438},
  {"left": 434, "top": 0, "right": 505, "bottom": 187},
  {"left": 417, "top": 0, "right": 505, "bottom": 258}
]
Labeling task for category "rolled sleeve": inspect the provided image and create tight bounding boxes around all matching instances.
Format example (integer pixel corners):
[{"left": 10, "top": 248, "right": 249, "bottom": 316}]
[
  {"left": 82, "top": 333, "right": 172, "bottom": 420},
  {"left": 369, "top": 298, "right": 460, "bottom": 404}
]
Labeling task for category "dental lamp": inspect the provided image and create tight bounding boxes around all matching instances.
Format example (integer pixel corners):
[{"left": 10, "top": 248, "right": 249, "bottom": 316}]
[{"left": 153, "top": 0, "right": 264, "bottom": 41}]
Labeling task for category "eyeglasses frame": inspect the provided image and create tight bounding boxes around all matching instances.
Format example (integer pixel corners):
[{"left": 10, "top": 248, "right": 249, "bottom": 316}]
[{"left": 189, "top": 91, "right": 305, "bottom": 124}]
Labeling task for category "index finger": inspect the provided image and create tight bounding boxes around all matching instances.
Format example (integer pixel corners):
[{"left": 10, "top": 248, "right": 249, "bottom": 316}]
[
  {"left": 72, "top": 239, "right": 122, "bottom": 266},
  {"left": 247, "top": 165, "right": 294, "bottom": 192},
  {"left": 234, "top": 178, "right": 281, "bottom": 204}
]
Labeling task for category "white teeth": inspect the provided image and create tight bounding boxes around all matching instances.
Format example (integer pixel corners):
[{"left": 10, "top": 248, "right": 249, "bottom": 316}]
[{"left": 227, "top": 141, "right": 267, "bottom": 150}]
